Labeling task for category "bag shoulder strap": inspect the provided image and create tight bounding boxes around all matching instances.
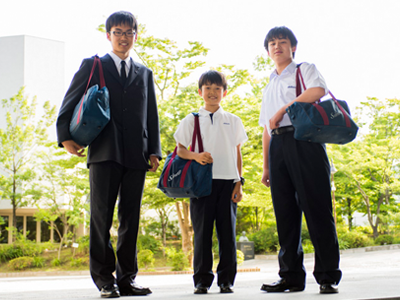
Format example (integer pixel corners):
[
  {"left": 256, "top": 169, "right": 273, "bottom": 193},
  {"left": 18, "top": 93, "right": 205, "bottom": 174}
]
[
  {"left": 191, "top": 113, "right": 204, "bottom": 153},
  {"left": 83, "top": 55, "right": 106, "bottom": 95},
  {"left": 296, "top": 63, "right": 306, "bottom": 97}
]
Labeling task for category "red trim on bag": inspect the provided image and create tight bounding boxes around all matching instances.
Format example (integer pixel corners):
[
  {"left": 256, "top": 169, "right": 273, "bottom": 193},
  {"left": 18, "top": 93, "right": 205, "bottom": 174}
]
[
  {"left": 162, "top": 114, "right": 204, "bottom": 189},
  {"left": 76, "top": 56, "right": 105, "bottom": 124},
  {"left": 329, "top": 92, "right": 351, "bottom": 128},
  {"left": 297, "top": 67, "right": 329, "bottom": 126},
  {"left": 180, "top": 161, "right": 192, "bottom": 188},
  {"left": 312, "top": 103, "right": 330, "bottom": 125}
]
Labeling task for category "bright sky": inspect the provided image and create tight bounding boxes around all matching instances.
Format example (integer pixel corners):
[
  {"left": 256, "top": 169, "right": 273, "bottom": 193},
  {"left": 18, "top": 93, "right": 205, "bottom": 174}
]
[{"left": 1, "top": 0, "right": 399, "bottom": 112}]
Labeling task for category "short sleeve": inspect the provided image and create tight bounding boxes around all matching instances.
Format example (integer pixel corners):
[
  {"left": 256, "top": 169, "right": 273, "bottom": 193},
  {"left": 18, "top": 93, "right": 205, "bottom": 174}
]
[
  {"left": 235, "top": 117, "right": 248, "bottom": 146},
  {"left": 300, "top": 63, "right": 328, "bottom": 95},
  {"left": 174, "top": 114, "right": 195, "bottom": 148}
]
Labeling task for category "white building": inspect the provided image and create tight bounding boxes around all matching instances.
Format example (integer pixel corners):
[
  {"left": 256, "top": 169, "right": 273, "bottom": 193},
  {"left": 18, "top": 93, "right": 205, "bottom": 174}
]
[{"left": 0, "top": 35, "right": 86, "bottom": 244}]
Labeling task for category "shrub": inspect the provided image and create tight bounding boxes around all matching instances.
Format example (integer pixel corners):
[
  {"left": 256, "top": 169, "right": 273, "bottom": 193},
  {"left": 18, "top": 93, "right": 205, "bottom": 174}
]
[
  {"left": 32, "top": 256, "right": 45, "bottom": 268},
  {"left": 165, "top": 247, "right": 189, "bottom": 271},
  {"left": 70, "top": 257, "right": 89, "bottom": 268},
  {"left": 248, "top": 227, "right": 279, "bottom": 254},
  {"left": 0, "top": 244, "right": 24, "bottom": 262},
  {"left": 51, "top": 258, "right": 61, "bottom": 267},
  {"left": 340, "top": 231, "right": 372, "bottom": 248},
  {"left": 137, "top": 235, "right": 162, "bottom": 253},
  {"left": 236, "top": 250, "right": 244, "bottom": 265},
  {"left": 374, "top": 234, "right": 394, "bottom": 245},
  {"left": 137, "top": 249, "right": 155, "bottom": 270},
  {"left": 75, "top": 235, "right": 90, "bottom": 255},
  {"left": 302, "top": 240, "right": 314, "bottom": 254},
  {"left": 8, "top": 256, "right": 34, "bottom": 270}
]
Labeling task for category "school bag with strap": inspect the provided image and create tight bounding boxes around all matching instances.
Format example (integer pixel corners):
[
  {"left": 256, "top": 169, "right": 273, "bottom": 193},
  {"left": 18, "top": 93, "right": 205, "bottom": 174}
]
[
  {"left": 157, "top": 113, "right": 213, "bottom": 199},
  {"left": 285, "top": 64, "right": 358, "bottom": 144},
  {"left": 69, "top": 55, "right": 110, "bottom": 147}
]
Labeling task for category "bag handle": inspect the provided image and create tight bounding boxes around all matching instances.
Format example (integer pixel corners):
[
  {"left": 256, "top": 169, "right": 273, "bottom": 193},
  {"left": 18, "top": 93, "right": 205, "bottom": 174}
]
[
  {"left": 76, "top": 56, "right": 106, "bottom": 125},
  {"left": 162, "top": 113, "right": 204, "bottom": 189},
  {"left": 83, "top": 55, "right": 106, "bottom": 94}
]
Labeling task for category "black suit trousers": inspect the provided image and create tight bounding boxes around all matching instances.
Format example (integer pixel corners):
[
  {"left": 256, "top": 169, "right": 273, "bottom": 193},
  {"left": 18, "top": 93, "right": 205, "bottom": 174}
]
[
  {"left": 269, "top": 131, "right": 342, "bottom": 287},
  {"left": 190, "top": 179, "right": 237, "bottom": 288},
  {"left": 89, "top": 161, "right": 146, "bottom": 290}
]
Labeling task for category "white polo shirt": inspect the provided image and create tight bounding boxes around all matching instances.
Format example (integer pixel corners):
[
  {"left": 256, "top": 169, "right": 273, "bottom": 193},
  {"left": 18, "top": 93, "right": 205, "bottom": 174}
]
[
  {"left": 174, "top": 106, "right": 248, "bottom": 181},
  {"left": 259, "top": 61, "right": 328, "bottom": 133}
]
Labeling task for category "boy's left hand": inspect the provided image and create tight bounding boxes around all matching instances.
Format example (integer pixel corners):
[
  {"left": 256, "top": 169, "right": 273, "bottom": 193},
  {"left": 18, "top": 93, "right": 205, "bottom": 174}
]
[
  {"left": 148, "top": 155, "right": 160, "bottom": 172},
  {"left": 231, "top": 182, "right": 243, "bottom": 203}
]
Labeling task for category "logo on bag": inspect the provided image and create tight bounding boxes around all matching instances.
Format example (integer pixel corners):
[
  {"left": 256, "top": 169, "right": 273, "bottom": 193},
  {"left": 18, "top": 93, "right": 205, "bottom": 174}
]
[
  {"left": 169, "top": 170, "right": 182, "bottom": 181},
  {"left": 330, "top": 111, "right": 342, "bottom": 119}
]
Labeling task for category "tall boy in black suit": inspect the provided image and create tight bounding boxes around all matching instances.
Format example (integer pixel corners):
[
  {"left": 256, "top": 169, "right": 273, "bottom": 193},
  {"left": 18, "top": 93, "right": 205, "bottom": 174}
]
[{"left": 56, "top": 11, "right": 161, "bottom": 298}]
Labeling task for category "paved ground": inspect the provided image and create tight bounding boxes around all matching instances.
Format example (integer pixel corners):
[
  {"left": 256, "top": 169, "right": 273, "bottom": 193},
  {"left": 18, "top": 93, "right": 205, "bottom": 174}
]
[{"left": 1, "top": 246, "right": 399, "bottom": 300}]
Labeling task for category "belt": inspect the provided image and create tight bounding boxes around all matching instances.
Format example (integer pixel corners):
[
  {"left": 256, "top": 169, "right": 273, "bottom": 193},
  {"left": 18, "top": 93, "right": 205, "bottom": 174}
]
[{"left": 271, "top": 126, "right": 294, "bottom": 136}]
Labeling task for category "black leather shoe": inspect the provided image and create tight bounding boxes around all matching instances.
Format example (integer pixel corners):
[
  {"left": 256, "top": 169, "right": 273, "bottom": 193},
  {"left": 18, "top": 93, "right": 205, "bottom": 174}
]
[
  {"left": 261, "top": 278, "right": 304, "bottom": 292},
  {"left": 100, "top": 284, "right": 120, "bottom": 298},
  {"left": 220, "top": 283, "right": 234, "bottom": 293},
  {"left": 119, "top": 282, "right": 152, "bottom": 296},
  {"left": 320, "top": 283, "right": 338, "bottom": 294},
  {"left": 194, "top": 284, "right": 208, "bottom": 294}
]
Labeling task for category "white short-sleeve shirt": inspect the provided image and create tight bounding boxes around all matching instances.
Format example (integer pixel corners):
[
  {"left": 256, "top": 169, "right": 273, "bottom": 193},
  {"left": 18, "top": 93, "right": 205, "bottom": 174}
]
[
  {"left": 174, "top": 106, "right": 248, "bottom": 181},
  {"left": 259, "top": 61, "right": 328, "bottom": 133}
]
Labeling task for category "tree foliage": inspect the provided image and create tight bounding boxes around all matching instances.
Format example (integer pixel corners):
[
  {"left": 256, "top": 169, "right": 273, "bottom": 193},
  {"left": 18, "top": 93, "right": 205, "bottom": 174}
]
[
  {"left": 328, "top": 97, "right": 400, "bottom": 237},
  {"left": 0, "top": 87, "right": 56, "bottom": 237}
]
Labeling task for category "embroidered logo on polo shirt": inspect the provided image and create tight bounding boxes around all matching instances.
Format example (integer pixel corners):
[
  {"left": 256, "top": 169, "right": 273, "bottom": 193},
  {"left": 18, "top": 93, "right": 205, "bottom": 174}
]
[
  {"left": 288, "top": 85, "right": 296, "bottom": 89},
  {"left": 223, "top": 122, "right": 230, "bottom": 125}
]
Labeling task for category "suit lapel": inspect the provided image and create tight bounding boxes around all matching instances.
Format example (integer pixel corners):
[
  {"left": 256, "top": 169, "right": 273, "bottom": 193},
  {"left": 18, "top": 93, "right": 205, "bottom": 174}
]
[
  {"left": 125, "top": 58, "right": 140, "bottom": 88},
  {"left": 101, "top": 54, "right": 123, "bottom": 85}
]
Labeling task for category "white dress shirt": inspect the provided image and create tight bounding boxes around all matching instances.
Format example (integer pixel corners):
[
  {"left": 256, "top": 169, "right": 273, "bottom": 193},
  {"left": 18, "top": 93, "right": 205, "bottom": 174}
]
[
  {"left": 109, "top": 51, "right": 131, "bottom": 76},
  {"left": 174, "top": 106, "right": 248, "bottom": 181},
  {"left": 259, "top": 61, "right": 328, "bottom": 133}
]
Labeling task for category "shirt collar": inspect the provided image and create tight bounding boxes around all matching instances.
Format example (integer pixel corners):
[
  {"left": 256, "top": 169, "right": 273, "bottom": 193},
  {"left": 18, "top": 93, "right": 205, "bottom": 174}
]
[
  {"left": 109, "top": 52, "right": 131, "bottom": 72},
  {"left": 199, "top": 106, "right": 224, "bottom": 117},
  {"left": 270, "top": 60, "right": 297, "bottom": 80}
]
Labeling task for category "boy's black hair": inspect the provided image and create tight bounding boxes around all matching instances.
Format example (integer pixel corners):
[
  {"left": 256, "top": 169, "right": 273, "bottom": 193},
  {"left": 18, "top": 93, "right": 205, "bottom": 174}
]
[
  {"left": 106, "top": 11, "right": 138, "bottom": 33},
  {"left": 198, "top": 70, "right": 228, "bottom": 91},
  {"left": 264, "top": 26, "right": 298, "bottom": 58}
]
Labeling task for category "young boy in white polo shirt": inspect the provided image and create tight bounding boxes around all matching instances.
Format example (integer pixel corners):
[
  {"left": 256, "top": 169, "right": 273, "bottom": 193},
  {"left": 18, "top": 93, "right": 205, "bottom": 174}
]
[
  {"left": 174, "top": 70, "right": 248, "bottom": 294},
  {"left": 259, "top": 26, "right": 342, "bottom": 294}
]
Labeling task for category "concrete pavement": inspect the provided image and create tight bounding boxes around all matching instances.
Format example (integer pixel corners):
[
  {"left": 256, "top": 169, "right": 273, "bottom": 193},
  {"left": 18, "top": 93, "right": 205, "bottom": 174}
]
[{"left": 1, "top": 246, "right": 399, "bottom": 300}]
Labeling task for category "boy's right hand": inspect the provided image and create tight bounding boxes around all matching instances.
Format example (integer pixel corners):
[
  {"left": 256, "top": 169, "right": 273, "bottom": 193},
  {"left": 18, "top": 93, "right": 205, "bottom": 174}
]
[
  {"left": 195, "top": 152, "right": 213, "bottom": 165},
  {"left": 261, "top": 169, "right": 270, "bottom": 187},
  {"left": 62, "top": 140, "right": 85, "bottom": 157}
]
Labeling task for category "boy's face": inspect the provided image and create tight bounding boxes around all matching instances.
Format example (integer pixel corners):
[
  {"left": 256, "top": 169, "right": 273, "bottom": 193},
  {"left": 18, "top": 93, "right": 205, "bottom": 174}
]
[
  {"left": 107, "top": 23, "right": 137, "bottom": 59},
  {"left": 267, "top": 36, "right": 296, "bottom": 64},
  {"left": 199, "top": 83, "right": 227, "bottom": 111}
]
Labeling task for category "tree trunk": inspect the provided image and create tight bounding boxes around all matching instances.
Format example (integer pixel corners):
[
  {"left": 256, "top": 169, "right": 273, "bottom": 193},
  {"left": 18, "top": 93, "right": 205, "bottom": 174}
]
[
  {"left": 347, "top": 198, "right": 353, "bottom": 231},
  {"left": 175, "top": 200, "right": 193, "bottom": 262}
]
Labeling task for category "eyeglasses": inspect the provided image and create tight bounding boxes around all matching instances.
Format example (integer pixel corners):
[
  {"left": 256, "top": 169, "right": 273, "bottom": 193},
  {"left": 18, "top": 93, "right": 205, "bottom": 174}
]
[{"left": 111, "top": 31, "right": 136, "bottom": 37}]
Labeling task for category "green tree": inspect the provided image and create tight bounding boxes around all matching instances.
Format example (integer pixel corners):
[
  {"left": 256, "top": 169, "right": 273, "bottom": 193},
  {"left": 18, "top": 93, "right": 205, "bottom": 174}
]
[
  {"left": 34, "top": 143, "right": 89, "bottom": 259},
  {"left": 329, "top": 97, "right": 400, "bottom": 238},
  {"left": 0, "top": 87, "right": 56, "bottom": 238}
]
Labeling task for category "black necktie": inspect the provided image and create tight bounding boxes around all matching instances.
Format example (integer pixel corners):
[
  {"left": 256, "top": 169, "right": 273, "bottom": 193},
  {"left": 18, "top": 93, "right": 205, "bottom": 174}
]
[{"left": 121, "top": 60, "right": 127, "bottom": 83}]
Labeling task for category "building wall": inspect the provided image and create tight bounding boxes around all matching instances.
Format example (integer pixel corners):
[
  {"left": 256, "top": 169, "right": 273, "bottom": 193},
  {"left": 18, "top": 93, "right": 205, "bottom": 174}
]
[{"left": 0, "top": 35, "right": 65, "bottom": 139}]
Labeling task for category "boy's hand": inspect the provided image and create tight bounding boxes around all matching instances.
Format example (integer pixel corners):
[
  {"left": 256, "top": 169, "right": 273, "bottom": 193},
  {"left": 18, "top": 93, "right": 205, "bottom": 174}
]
[
  {"left": 195, "top": 152, "right": 213, "bottom": 165},
  {"left": 148, "top": 155, "right": 160, "bottom": 172},
  {"left": 62, "top": 140, "right": 85, "bottom": 157},
  {"left": 231, "top": 182, "right": 243, "bottom": 203},
  {"left": 269, "top": 108, "right": 286, "bottom": 130},
  {"left": 261, "top": 169, "right": 270, "bottom": 187}
]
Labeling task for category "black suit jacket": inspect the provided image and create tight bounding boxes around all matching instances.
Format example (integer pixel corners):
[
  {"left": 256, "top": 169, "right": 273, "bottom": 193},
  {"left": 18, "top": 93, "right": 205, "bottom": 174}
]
[{"left": 56, "top": 54, "right": 162, "bottom": 170}]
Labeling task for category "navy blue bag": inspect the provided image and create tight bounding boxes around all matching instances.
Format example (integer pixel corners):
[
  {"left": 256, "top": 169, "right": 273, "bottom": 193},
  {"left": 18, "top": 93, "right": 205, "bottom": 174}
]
[
  {"left": 286, "top": 65, "right": 358, "bottom": 144},
  {"left": 157, "top": 113, "right": 213, "bottom": 199},
  {"left": 69, "top": 55, "right": 110, "bottom": 147}
]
